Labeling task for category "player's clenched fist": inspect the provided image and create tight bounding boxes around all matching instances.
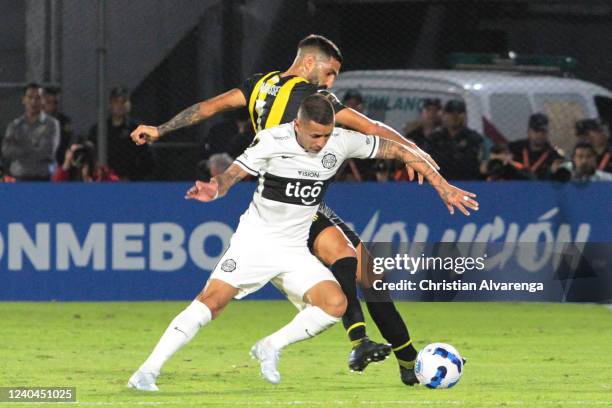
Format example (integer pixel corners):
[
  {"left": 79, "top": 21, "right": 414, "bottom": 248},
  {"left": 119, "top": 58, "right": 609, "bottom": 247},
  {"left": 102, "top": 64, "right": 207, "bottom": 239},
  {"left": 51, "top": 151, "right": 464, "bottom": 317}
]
[
  {"left": 130, "top": 125, "right": 160, "bottom": 145},
  {"left": 185, "top": 180, "right": 219, "bottom": 202}
]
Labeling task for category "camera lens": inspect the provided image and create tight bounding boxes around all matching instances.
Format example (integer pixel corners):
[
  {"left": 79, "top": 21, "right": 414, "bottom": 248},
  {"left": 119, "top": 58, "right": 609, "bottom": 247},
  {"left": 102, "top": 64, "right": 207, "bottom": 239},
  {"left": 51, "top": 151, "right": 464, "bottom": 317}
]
[{"left": 72, "top": 147, "right": 86, "bottom": 167}]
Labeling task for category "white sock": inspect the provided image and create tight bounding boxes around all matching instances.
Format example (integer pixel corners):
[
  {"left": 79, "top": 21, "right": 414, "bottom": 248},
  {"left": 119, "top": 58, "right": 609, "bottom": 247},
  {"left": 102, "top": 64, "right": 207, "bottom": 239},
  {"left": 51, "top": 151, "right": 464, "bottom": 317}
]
[
  {"left": 140, "top": 300, "right": 212, "bottom": 374},
  {"left": 266, "top": 306, "right": 340, "bottom": 350}
]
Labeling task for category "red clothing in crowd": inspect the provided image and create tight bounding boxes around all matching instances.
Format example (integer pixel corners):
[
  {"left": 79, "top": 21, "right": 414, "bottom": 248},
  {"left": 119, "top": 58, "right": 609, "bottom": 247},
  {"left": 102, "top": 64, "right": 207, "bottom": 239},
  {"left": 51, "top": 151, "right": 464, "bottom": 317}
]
[{"left": 52, "top": 166, "right": 120, "bottom": 182}]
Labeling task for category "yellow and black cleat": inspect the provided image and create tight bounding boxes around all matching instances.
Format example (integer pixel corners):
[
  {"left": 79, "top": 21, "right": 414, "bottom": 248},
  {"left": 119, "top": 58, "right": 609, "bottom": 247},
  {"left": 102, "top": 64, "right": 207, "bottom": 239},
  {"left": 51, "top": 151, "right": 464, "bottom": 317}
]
[
  {"left": 398, "top": 359, "right": 418, "bottom": 386},
  {"left": 348, "top": 337, "right": 392, "bottom": 372}
]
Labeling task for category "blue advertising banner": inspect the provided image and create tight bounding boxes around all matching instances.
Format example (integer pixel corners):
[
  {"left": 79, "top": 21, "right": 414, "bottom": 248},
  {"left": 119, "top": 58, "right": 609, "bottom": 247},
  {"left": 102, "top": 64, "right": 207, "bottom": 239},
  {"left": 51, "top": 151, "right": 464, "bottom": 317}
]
[{"left": 0, "top": 182, "right": 610, "bottom": 301}]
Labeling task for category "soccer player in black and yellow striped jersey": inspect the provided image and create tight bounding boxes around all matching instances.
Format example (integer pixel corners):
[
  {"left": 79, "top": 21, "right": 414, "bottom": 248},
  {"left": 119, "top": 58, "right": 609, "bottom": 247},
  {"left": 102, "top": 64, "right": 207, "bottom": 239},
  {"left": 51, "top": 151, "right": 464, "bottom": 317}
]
[{"left": 131, "top": 34, "right": 442, "bottom": 386}]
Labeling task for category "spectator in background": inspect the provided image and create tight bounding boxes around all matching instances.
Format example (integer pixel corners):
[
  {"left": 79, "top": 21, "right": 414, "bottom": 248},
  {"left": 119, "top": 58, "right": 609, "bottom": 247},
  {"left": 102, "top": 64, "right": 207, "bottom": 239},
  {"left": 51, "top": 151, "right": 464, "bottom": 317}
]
[
  {"left": 207, "top": 153, "right": 233, "bottom": 177},
  {"left": 52, "top": 141, "right": 118, "bottom": 182},
  {"left": 0, "top": 164, "right": 16, "bottom": 182},
  {"left": 195, "top": 159, "right": 210, "bottom": 181},
  {"left": 394, "top": 98, "right": 443, "bottom": 181},
  {"left": 41, "top": 86, "right": 73, "bottom": 165},
  {"left": 342, "top": 89, "right": 364, "bottom": 113},
  {"left": 575, "top": 119, "right": 611, "bottom": 174},
  {"left": 570, "top": 142, "right": 612, "bottom": 181},
  {"left": 335, "top": 90, "right": 373, "bottom": 181},
  {"left": 423, "top": 100, "right": 484, "bottom": 180},
  {"left": 195, "top": 153, "right": 236, "bottom": 181},
  {"left": 509, "top": 113, "right": 563, "bottom": 180},
  {"left": 404, "top": 98, "right": 442, "bottom": 147},
  {"left": 89, "top": 86, "right": 155, "bottom": 180},
  {"left": 574, "top": 118, "right": 591, "bottom": 144},
  {"left": 479, "top": 144, "right": 533, "bottom": 181},
  {"left": 204, "top": 109, "right": 254, "bottom": 159},
  {"left": 373, "top": 160, "right": 392, "bottom": 182},
  {"left": 1, "top": 82, "right": 59, "bottom": 181}
]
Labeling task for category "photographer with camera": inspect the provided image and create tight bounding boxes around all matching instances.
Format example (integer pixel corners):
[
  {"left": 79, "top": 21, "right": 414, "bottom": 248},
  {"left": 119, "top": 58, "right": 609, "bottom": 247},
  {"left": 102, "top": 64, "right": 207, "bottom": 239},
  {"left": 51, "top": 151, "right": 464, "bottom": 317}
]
[
  {"left": 52, "top": 142, "right": 118, "bottom": 182},
  {"left": 480, "top": 144, "right": 533, "bottom": 181}
]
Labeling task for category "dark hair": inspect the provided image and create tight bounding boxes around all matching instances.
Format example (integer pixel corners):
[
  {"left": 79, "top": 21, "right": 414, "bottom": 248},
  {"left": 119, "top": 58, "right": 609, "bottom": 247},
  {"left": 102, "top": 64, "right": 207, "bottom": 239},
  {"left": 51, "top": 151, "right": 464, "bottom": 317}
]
[
  {"left": 109, "top": 86, "right": 129, "bottom": 100},
  {"left": 528, "top": 112, "right": 549, "bottom": 131},
  {"left": 298, "top": 34, "right": 343, "bottom": 64},
  {"left": 573, "top": 142, "right": 596, "bottom": 156},
  {"left": 42, "top": 86, "right": 61, "bottom": 96},
  {"left": 298, "top": 94, "right": 335, "bottom": 125},
  {"left": 422, "top": 98, "right": 441, "bottom": 110},
  {"left": 67, "top": 142, "right": 97, "bottom": 181},
  {"left": 343, "top": 89, "right": 363, "bottom": 104},
  {"left": 575, "top": 118, "right": 604, "bottom": 136},
  {"left": 23, "top": 82, "right": 41, "bottom": 95},
  {"left": 444, "top": 99, "right": 466, "bottom": 113}
]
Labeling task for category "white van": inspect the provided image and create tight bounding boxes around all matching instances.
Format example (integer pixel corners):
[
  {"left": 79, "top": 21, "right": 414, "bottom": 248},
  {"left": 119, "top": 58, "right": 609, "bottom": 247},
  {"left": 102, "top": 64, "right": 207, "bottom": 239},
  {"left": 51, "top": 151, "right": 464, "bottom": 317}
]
[{"left": 333, "top": 70, "right": 612, "bottom": 155}]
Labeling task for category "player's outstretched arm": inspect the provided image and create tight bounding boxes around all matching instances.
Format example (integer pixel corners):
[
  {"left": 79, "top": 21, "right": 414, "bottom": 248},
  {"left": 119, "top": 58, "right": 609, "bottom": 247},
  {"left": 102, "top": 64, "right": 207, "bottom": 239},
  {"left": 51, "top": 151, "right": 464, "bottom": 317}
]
[
  {"left": 185, "top": 163, "right": 248, "bottom": 202},
  {"left": 131, "top": 88, "right": 247, "bottom": 145},
  {"left": 336, "top": 107, "right": 439, "bottom": 184},
  {"left": 374, "top": 139, "right": 479, "bottom": 216}
]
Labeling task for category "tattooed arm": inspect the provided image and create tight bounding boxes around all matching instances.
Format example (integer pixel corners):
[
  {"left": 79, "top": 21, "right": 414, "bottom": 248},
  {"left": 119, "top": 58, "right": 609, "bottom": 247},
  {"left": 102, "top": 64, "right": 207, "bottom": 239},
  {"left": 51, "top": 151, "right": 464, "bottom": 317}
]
[
  {"left": 375, "top": 138, "right": 440, "bottom": 180},
  {"left": 156, "top": 104, "right": 202, "bottom": 137},
  {"left": 131, "top": 88, "right": 247, "bottom": 144},
  {"left": 336, "top": 107, "right": 439, "bottom": 183},
  {"left": 374, "top": 138, "right": 480, "bottom": 216},
  {"left": 185, "top": 163, "right": 249, "bottom": 202}
]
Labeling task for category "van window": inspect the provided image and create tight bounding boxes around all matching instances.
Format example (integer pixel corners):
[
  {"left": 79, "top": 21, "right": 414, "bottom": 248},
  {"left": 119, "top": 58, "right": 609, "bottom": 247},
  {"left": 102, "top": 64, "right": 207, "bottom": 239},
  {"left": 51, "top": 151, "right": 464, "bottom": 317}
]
[
  {"left": 534, "top": 93, "right": 587, "bottom": 155},
  {"left": 336, "top": 88, "right": 453, "bottom": 133},
  {"left": 489, "top": 93, "right": 531, "bottom": 141}
]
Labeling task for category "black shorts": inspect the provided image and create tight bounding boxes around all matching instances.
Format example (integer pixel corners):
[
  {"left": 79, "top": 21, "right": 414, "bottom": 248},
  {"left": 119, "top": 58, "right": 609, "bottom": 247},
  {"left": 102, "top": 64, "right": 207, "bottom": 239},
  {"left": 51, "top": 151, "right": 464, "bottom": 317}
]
[{"left": 307, "top": 202, "right": 362, "bottom": 251}]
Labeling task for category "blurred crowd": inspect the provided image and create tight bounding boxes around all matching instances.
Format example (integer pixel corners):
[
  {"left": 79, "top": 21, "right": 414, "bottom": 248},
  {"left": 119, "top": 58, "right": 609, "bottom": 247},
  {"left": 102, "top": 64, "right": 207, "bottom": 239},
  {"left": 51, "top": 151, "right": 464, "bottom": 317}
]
[
  {"left": 0, "top": 83, "right": 153, "bottom": 183},
  {"left": 1, "top": 83, "right": 611, "bottom": 183},
  {"left": 336, "top": 91, "right": 612, "bottom": 183}
]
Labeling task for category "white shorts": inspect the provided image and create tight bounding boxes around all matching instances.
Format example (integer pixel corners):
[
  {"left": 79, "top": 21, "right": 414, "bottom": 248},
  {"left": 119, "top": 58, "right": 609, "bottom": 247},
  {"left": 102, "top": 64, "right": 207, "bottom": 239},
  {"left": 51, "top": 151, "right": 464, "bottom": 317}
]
[{"left": 208, "top": 235, "right": 337, "bottom": 309}]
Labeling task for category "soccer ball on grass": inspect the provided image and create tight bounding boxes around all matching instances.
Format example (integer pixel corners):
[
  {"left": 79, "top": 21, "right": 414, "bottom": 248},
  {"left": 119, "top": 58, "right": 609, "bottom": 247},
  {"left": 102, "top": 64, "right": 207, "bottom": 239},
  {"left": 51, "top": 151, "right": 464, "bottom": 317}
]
[{"left": 415, "top": 342, "right": 464, "bottom": 389}]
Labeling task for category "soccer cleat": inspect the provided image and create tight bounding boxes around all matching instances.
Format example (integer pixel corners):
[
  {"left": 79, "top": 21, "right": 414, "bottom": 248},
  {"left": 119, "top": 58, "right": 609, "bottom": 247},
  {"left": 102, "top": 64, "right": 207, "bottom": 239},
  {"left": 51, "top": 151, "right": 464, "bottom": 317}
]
[
  {"left": 250, "top": 339, "right": 281, "bottom": 384},
  {"left": 348, "top": 337, "right": 392, "bottom": 372},
  {"left": 399, "top": 365, "right": 419, "bottom": 386},
  {"left": 127, "top": 370, "right": 159, "bottom": 392}
]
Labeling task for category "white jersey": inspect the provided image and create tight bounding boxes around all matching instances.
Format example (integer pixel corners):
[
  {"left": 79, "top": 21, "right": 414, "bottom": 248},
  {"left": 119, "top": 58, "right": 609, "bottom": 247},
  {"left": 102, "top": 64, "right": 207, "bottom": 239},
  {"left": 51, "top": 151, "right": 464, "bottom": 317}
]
[{"left": 234, "top": 122, "right": 380, "bottom": 247}]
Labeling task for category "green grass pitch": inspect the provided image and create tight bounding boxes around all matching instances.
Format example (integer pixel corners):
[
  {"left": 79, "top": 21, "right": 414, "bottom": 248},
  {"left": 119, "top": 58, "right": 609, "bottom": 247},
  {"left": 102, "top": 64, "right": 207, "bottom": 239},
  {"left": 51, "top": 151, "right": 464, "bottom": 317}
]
[{"left": 1, "top": 301, "right": 611, "bottom": 407}]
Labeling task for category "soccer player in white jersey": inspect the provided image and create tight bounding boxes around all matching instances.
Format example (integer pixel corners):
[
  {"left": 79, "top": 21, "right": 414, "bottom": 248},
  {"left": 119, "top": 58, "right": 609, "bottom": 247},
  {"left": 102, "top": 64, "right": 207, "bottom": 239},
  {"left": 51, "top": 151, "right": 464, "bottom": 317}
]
[{"left": 128, "top": 95, "right": 478, "bottom": 390}]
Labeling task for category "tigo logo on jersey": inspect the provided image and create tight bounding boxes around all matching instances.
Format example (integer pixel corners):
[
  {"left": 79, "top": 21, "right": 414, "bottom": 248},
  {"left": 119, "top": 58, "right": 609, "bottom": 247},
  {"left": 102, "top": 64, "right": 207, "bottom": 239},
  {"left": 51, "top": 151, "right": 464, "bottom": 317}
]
[
  {"left": 261, "top": 173, "right": 332, "bottom": 206},
  {"left": 285, "top": 181, "right": 324, "bottom": 205}
]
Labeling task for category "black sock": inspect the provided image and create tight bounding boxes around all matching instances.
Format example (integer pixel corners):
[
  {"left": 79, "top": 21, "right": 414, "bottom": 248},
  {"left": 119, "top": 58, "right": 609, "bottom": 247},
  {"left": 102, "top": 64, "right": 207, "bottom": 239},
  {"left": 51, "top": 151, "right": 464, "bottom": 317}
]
[
  {"left": 330, "top": 257, "right": 367, "bottom": 345},
  {"left": 363, "top": 285, "right": 417, "bottom": 365}
]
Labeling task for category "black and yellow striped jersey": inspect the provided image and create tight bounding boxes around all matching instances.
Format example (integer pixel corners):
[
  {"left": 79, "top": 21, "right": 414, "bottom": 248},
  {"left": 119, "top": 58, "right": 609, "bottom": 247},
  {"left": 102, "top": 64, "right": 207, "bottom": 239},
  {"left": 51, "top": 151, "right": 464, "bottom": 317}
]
[{"left": 238, "top": 71, "right": 345, "bottom": 133}]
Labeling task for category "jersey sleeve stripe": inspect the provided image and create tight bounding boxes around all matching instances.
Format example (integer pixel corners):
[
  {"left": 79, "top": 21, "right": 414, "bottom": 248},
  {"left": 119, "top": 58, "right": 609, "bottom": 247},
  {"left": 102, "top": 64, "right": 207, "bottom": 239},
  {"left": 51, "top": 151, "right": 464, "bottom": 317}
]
[
  {"left": 235, "top": 159, "right": 259, "bottom": 176},
  {"left": 264, "top": 77, "right": 308, "bottom": 128},
  {"left": 368, "top": 135, "right": 380, "bottom": 158},
  {"left": 248, "top": 71, "right": 279, "bottom": 132}
]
